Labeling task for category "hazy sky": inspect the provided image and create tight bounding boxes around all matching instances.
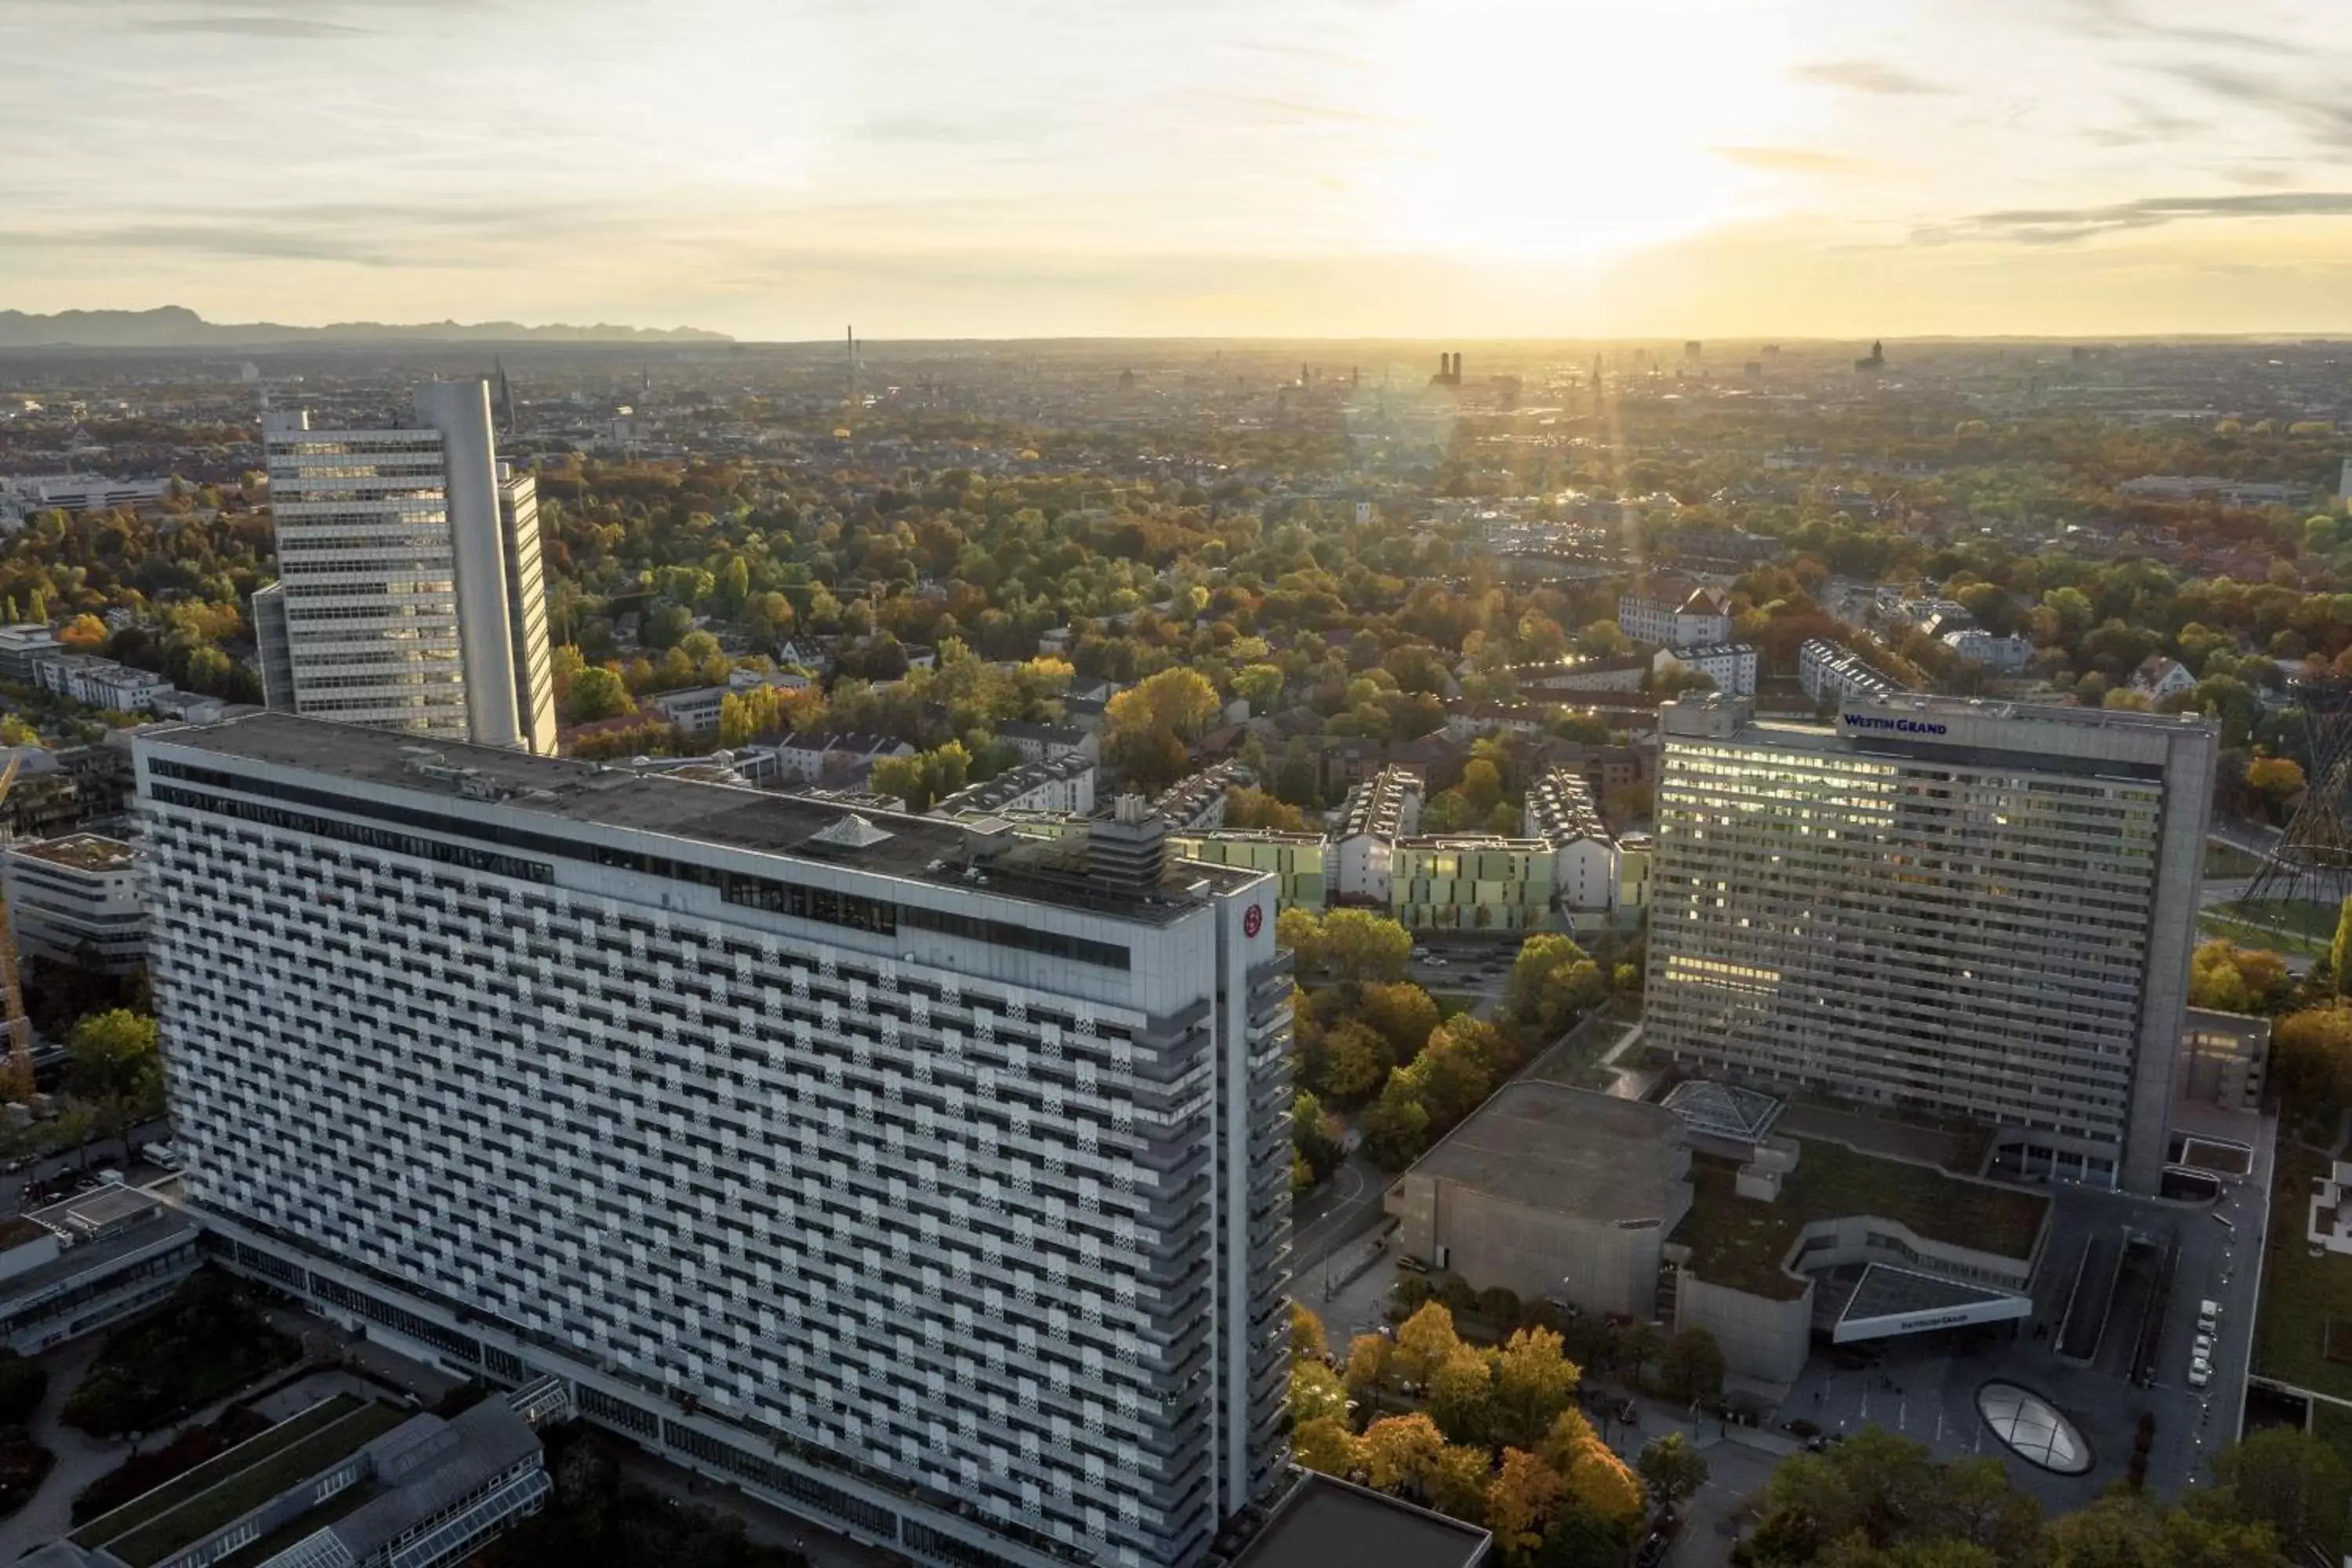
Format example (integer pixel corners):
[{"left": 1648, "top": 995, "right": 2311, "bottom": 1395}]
[{"left": 9, "top": 0, "right": 2352, "bottom": 338}]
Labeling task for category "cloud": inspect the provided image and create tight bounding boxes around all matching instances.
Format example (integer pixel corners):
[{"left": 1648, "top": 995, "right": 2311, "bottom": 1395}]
[
  {"left": 2061, "top": 0, "right": 2298, "bottom": 56},
  {"left": 1918, "top": 191, "right": 2352, "bottom": 245},
  {"left": 2167, "top": 63, "right": 2352, "bottom": 147},
  {"left": 1791, "top": 60, "right": 1949, "bottom": 96},
  {"left": 1711, "top": 145, "right": 1865, "bottom": 175},
  {"left": 134, "top": 14, "right": 373, "bottom": 35}
]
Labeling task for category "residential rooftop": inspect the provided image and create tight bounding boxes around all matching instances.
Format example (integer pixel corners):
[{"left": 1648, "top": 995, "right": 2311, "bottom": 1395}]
[{"left": 143, "top": 713, "right": 1254, "bottom": 925}]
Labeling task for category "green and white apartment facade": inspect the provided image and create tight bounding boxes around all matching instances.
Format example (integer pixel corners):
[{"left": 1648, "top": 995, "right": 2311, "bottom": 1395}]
[
  {"left": 136, "top": 715, "right": 1293, "bottom": 1568},
  {"left": 1646, "top": 695, "right": 2216, "bottom": 1194}
]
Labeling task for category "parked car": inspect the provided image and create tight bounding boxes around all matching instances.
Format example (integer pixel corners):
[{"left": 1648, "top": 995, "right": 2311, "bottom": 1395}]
[{"left": 2187, "top": 1361, "right": 2212, "bottom": 1389}]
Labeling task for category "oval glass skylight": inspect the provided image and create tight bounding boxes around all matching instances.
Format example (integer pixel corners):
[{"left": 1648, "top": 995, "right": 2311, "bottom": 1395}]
[{"left": 1975, "top": 1381, "right": 2092, "bottom": 1474}]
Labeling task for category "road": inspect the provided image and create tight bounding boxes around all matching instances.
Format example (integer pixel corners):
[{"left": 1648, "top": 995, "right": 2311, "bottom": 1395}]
[{"left": 0, "top": 1117, "right": 169, "bottom": 1211}]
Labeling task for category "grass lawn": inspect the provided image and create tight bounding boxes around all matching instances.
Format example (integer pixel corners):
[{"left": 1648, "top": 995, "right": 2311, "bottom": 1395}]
[
  {"left": 2253, "top": 1144, "right": 2352, "bottom": 1405},
  {"left": 1673, "top": 1138, "right": 2049, "bottom": 1302},
  {"left": 2201, "top": 907, "right": 2329, "bottom": 958}
]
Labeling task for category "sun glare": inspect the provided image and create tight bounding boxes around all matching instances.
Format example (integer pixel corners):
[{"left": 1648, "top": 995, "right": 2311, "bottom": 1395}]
[{"left": 1356, "top": 0, "right": 1808, "bottom": 262}]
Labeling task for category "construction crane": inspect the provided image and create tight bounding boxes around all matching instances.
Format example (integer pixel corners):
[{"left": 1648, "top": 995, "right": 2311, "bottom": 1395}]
[{"left": 0, "top": 750, "right": 31, "bottom": 1094}]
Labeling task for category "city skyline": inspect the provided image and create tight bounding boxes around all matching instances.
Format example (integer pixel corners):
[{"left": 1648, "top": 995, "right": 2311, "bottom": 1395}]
[{"left": 8, "top": 0, "right": 2351, "bottom": 339}]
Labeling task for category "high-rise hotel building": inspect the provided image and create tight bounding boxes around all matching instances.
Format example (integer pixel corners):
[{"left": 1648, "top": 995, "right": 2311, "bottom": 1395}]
[
  {"left": 137, "top": 715, "right": 1292, "bottom": 1568},
  {"left": 256, "top": 380, "right": 557, "bottom": 753},
  {"left": 1646, "top": 694, "right": 2216, "bottom": 1192}
]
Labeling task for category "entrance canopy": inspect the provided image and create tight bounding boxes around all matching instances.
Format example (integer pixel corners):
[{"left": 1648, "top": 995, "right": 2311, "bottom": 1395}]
[{"left": 1831, "top": 1263, "right": 2031, "bottom": 1344}]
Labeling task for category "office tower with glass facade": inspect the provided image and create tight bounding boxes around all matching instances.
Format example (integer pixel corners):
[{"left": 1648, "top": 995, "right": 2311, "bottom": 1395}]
[
  {"left": 256, "top": 379, "right": 554, "bottom": 753},
  {"left": 138, "top": 715, "right": 1291, "bottom": 1568},
  {"left": 1646, "top": 694, "right": 2216, "bottom": 1192}
]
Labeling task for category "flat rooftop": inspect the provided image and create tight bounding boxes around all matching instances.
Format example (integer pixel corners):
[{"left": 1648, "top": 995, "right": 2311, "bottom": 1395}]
[
  {"left": 1406, "top": 1081, "right": 1684, "bottom": 1225},
  {"left": 1227, "top": 1472, "right": 1489, "bottom": 1568},
  {"left": 1, "top": 1181, "right": 195, "bottom": 1303},
  {"left": 1672, "top": 1138, "right": 2049, "bottom": 1302},
  {"left": 146, "top": 714, "right": 1255, "bottom": 925},
  {"left": 12, "top": 832, "right": 136, "bottom": 872}
]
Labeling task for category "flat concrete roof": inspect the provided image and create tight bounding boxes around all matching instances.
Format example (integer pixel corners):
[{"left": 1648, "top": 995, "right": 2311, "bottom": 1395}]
[
  {"left": 1229, "top": 1473, "right": 1488, "bottom": 1568},
  {"left": 144, "top": 714, "right": 1254, "bottom": 925},
  {"left": 1407, "top": 1080, "right": 1684, "bottom": 1225}
]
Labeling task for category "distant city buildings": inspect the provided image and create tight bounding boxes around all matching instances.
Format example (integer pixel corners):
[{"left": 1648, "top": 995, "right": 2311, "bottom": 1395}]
[
  {"left": 1651, "top": 642, "right": 1757, "bottom": 697},
  {"left": 1617, "top": 577, "right": 1732, "bottom": 648},
  {"left": 256, "top": 379, "right": 556, "bottom": 753},
  {"left": 1798, "top": 638, "right": 1898, "bottom": 706},
  {"left": 2118, "top": 475, "right": 2299, "bottom": 507},
  {"left": 1646, "top": 693, "right": 2216, "bottom": 1193},
  {"left": 140, "top": 717, "right": 1291, "bottom": 1568}
]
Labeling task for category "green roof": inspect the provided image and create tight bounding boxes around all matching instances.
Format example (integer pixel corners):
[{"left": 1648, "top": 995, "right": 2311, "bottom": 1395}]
[
  {"left": 81, "top": 1399, "right": 410, "bottom": 1568},
  {"left": 1673, "top": 1138, "right": 2048, "bottom": 1302}
]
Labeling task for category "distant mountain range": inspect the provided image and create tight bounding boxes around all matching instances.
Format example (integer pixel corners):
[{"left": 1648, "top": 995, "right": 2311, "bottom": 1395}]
[{"left": 0, "top": 307, "right": 731, "bottom": 348}]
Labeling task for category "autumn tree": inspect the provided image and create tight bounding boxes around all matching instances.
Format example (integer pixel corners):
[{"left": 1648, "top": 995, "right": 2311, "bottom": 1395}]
[
  {"left": 1489, "top": 1327, "right": 1581, "bottom": 1450},
  {"left": 1224, "top": 786, "right": 1307, "bottom": 832},
  {"left": 2245, "top": 755, "right": 2306, "bottom": 822},
  {"left": 1344, "top": 1333, "right": 1392, "bottom": 1400},
  {"left": 1290, "top": 1359, "right": 1350, "bottom": 1427},
  {"left": 1356, "top": 982, "right": 1441, "bottom": 1062},
  {"left": 1362, "top": 1412, "right": 1448, "bottom": 1494},
  {"left": 1544, "top": 1407, "right": 1644, "bottom": 1526},
  {"left": 1290, "top": 1301, "right": 1327, "bottom": 1359},
  {"left": 1276, "top": 908, "right": 1323, "bottom": 966},
  {"left": 1294, "top": 1417, "right": 1364, "bottom": 1479},
  {"left": 2270, "top": 1006, "right": 2352, "bottom": 1113},
  {"left": 56, "top": 613, "right": 107, "bottom": 650},
  {"left": 1486, "top": 1447, "right": 1564, "bottom": 1564},
  {"left": 2187, "top": 941, "right": 2294, "bottom": 1014},
  {"left": 869, "top": 741, "right": 972, "bottom": 813},
  {"left": 1320, "top": 909, "right": 1413, "bottom": 984},
  {"left": 1391, "top": 1302, "right": 1466, "bottom": 1386}
]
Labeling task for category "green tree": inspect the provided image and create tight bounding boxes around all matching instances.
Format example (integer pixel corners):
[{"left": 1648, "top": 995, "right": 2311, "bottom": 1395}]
[
  {"left": 567, "top": 666, "right": 634, "bottom": 723},
  {"left": 1320, "top": 909, "right": 1413, "bottom": 984},
  {"left": 1658, "top": 1327, "right": 1726, "bottom": 1405},
  {"left": 64, "top": 1010, "right": 161, "bottom": 1112},
  {"left": 2210, "top": 1426, "right": 2350, "bottom": 1560},
  {"left": 1635, "top": 1433, "right": 1708, "bottom": 1512}
]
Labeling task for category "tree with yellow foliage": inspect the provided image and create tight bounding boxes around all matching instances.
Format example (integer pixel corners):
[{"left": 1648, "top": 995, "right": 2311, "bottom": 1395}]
[
  {"left": 1486, "top": 1447, "right": 1565, "bottom": 1563},
  {"left": 1428, "top": 1344, "right": 1494, "bottom": 1444},
  {"left": 1544, "top": 1407, "right": 1645, "bottom": 1525},
  {"left": 1290, "top": 1360, "right": 1350, "bottom": 1427},
  {"left": 1290, "top": 1301, "right": 1327, "bottom": 1359},
  {"left": 1344, "top": 1334, "right": 1392, "bottom": 1400},
  {"left": 1392, "top": 1301, "right": 1465, "bottom": 1385},
  {"left": 1490, "top": 1327, "right": 1581, "bottom": 1448},
  {"left": 1293, "top": 1416, "right": 1363, "bottom": 1479},
  {"left": 1362, "top": 1413, "right": 1447, "bottom": 1494}
]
